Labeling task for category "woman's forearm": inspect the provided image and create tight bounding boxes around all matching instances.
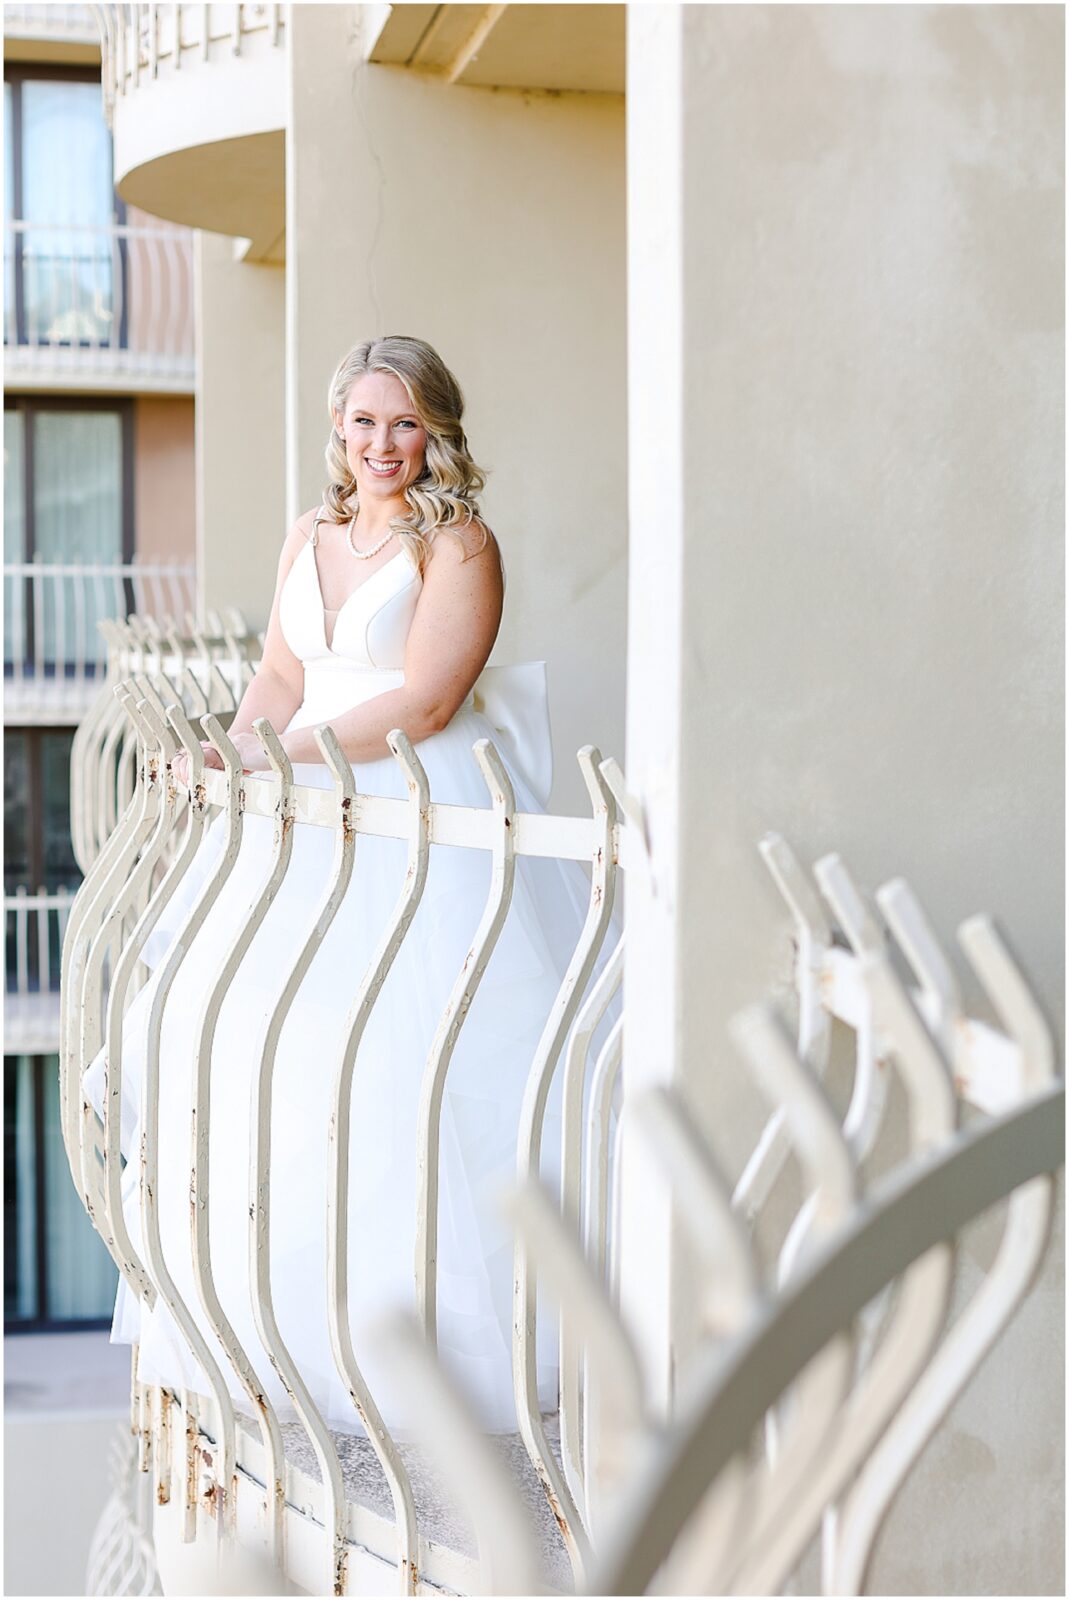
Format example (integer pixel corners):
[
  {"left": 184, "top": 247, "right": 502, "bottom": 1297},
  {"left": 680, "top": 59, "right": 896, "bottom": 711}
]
[
  {"left": 229, "top": 665, "right": 304, "bottom": 741},
  {"left": 279, "top": 685, "right": 443, "bottom": 765}
]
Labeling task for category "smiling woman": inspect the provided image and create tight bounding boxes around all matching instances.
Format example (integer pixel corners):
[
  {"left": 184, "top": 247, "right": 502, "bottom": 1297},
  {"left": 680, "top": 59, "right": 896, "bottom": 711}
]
[{"left": 88, "top": 333, "right": 619, "bottom": 1439}]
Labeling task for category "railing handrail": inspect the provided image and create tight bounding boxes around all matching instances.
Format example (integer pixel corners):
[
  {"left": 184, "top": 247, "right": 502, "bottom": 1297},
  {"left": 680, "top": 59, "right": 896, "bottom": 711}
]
[
  {"left": 5, "top": 560, "right": 195, "bottom": 578},
  {"left": 6, "top": 218, "right": 193, "bottom": 245},
  {"left": 5, "top": 886, "right": 80, "bottom": 910},
  {"left": 3, "top": 4, "right": 99, "bottom": 42},
  {"left": 97, "top": 2, "right": 286, "bottom": 126}
]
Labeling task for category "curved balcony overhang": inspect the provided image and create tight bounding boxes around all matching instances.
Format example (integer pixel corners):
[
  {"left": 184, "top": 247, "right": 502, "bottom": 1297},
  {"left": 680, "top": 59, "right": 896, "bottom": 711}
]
[
  {"left": 97, "top": 5, "right": 285, "bottom": 262},
  {"left": 364, "top": 2, "right": 625, "bottom": 94}
]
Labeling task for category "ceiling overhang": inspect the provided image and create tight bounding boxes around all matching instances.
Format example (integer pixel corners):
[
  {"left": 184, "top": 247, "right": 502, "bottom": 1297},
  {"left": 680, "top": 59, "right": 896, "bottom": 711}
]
[{"left": 363, "top": 3, "right": 625, "bottom": 94}]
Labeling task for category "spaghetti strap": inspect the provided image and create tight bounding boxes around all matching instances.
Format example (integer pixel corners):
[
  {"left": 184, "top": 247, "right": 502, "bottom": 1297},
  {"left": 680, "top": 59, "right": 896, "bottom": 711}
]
[{"left": 309, "top": 505, "right": 329, "bottom": 547}]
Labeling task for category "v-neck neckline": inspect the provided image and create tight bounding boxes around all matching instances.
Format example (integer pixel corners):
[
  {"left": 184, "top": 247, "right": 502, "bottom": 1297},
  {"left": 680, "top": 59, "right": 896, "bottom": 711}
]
[{"left": 306, "top": 539, "right": 408, "bottom": 653}]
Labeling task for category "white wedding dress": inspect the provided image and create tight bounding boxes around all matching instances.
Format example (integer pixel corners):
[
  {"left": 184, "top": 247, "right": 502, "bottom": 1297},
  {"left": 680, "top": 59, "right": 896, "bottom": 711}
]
[{"left": 83, "top": 533, "right": 614, "bottom": 1438}]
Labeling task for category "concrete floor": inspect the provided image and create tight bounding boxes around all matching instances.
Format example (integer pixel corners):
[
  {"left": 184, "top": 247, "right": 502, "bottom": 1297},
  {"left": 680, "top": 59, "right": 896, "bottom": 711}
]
[{"left": 4, "top": 1330, "right": 133, "bottom": 1597}]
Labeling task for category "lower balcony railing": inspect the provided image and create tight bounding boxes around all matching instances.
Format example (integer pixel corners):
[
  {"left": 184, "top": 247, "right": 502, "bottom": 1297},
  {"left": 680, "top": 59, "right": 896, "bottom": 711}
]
[
  {"left": 4, "top": 559, "right": 197, "bottom": 724},
  {"left": 3, "top": 4, "right": 99, "bottom": 42},
  {"left": 61, "top": 628, "right": 1063, "bottom": 1595},
  {"left": 4, "top": 887, "right": 77, "bottom": 1055},
  {"left": 4, "top": 220, "right": 195, "bottom": 390}
]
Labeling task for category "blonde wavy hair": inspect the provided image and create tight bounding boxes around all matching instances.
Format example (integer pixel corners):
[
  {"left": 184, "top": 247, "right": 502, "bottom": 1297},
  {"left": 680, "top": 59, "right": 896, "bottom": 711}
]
[{"left": 322, "top": 336, "right": 488, "bottom": 573}]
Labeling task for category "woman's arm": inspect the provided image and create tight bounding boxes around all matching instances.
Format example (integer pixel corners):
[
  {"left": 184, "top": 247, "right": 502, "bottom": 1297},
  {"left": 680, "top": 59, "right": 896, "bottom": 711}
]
[{"left": 277, "top": 524, "right": 504, "bottom": 766}]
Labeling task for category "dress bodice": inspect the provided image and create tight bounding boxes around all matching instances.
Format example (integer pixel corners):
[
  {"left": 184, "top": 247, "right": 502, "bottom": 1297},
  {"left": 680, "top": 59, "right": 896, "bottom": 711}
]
[
  {"left": 279, "top": 537, "right": 421, "bottom": 672},
  {"left": 277, "top": 529, "right": 555, "bottom": 807}
]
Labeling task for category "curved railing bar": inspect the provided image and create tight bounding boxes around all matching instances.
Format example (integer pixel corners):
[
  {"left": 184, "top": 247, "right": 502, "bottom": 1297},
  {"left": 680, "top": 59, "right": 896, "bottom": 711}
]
[
  {"left": 632, "top": 1086, "right": 758, "bottom": 1337},
  {"left": 71, "top": 618, "right": 123, "bottom": 871},
  {"left": 732, "top": 950, "right": 959, "bottom": 1594},
  {"left": 143, "top": 695, "right": 227, "bottom": 1542},
  {"left": 96, "top": 682, "right": 137, "bottom": 858},
  {"left": 415, "top": 737, "right": 517, "bottom": 1347},
  {"left": 878, "top": 878, "right": 963, "bottom": 1062},
  {"left": 325, "top": 727, "right": 429, "bottom": 1596},
  {"left": 373, "top": 1311, "right": 543, "bottom": 1597},
  {"left": 559, "top": 935, "right": 624, "bottom": 1524},
  {"left": 514, "top": 744, "right": 617, "bottom": 1582},
  {"left": 587, "top": 1081, "right": 1065, "bottom": 1596},
  {"left": 246, "top": 721, "right": 362, "bottom": 1600},
  {"left": 814, "top": 853, "right": 889, "bottom": 1158},
  {"left": 829, "top": 916, "right": 1058, "bottom": 1594},
  {"left": 714, "top": 1006, "right": 858, "bottom": 1596},
  {"left": 733, "top": 834, "right": 833, "bottom": 1224},
  {"left": 90, "top": 692, "right": 180, "bottom": 1305},
  {"left": 580, "top": 1010, "right": 626, "bottom": 1534},
  {"left": 76, "top": 689, "right": 165, "bottom": 1211},
  {"left": 136, "top": 706, "right": 254, "bottom": 1553},
  {"left": 186, "top": 715, "right": 292, "bottom": 1559},
  {"left": 63, "top": 692, "right": 155, "bottom": 1249},
  {"left": 180, "top": 663, "right": 210, "bottom": 720},
  {"left": 509, "top": 1176, "right": 645, "bottom": 1480},
  {"left": 630, "top": 1086, "right": 757, "bottom": 1595},
  {"left": 581, "top": 1011, "right": 624, "bottom": 1292},
  {"left": 59, "top": 691, "right": 149, "bottom": 1178}
]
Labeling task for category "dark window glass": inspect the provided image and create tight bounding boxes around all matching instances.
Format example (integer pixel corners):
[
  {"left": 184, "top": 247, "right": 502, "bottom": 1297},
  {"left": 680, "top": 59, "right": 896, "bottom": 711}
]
[
  {"left": 3, "top": 729, "right": 78, "bottom": 893},
  {"left": 40, "top": 730, "right": 78, "bottom": 891},
  {"left": 4, "top": 1054, "right": 117, "bottom": 1328},
  {"left": 3, "top": 731, "right": 30, "bottom": 892}
]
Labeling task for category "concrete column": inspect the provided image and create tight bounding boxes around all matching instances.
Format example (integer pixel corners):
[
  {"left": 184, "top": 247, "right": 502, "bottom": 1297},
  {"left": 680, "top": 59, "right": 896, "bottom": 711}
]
[
  {"left": 621, "top": 4, "right": 1063, "bottom": 1590},
  {"left": 285, "top": 3, "right": 628, "bottom": 812},
  {"left": 194, "top": 231, "right": 285, "bottom": 628}
]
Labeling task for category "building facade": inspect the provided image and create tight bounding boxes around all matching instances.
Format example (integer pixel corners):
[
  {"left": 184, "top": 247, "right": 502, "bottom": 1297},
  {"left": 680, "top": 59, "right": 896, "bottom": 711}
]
[{"left": 4, "top": 3, "right": 196, "bottom": 1335}]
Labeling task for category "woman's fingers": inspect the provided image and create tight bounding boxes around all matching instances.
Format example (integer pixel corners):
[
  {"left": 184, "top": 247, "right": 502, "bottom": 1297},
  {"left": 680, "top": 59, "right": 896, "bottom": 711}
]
[{"left": 171, "top": 740, "right": 223, "bottom": 785}]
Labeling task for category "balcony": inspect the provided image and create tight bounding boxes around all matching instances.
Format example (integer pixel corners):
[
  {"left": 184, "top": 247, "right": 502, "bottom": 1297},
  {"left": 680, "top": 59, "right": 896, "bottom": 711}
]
[
  {"left": 96, "top": 3, "right": 286, "bottom": 260},
  {"left": 59, "top": 638, "right": 1063, "bottom": 1594},
  {"left": 3, "top": 4, "right": 100, "bottom": 60},
  {"left": 3, "top": 559, "right": 197, "bottom": 724},
  {"left": 4, "top": 887, "right": 75, "bottom": 1054},
  {"left": 3, "top": 219, "right": 195, "bottom": 393}
]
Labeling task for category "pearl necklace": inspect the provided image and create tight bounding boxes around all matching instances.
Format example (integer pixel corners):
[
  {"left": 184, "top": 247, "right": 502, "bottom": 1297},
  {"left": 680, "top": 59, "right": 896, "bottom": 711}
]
[{"left": 346, "top": 517, "right": 396, "bottom": 561}]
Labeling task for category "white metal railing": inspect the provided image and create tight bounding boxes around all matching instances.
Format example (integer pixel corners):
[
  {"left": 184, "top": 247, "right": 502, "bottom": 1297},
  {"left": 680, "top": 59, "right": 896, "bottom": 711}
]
[
  {"left": 63, "top": 643, "right": 625, "bottom": 1595},
  {"left": 69, "top": 609, "right": 258, "bottom": 871},
  {"left": 4, "top": 220, "right": 195, "bottom": 384},
  {"left": 381, "top": 840, "right": 1063, "bottom": 1596},
  {"left": 4, "top": 561, "right": 198, "bottom": 724},
  {"left": 61, "top": 637, "right": 1061, "bottom": 1594},
  {"left": 5, "top": 886, "right": 76, "bottom": 995},
  {"left": 95, "top": 3, "right": 285, "bottom": 127},
  {"left": 3, "top": 3, "right": 99, "bottom": 42},
  {"left": 4, "top": 887, "right": 77, "bottom": 1053}
]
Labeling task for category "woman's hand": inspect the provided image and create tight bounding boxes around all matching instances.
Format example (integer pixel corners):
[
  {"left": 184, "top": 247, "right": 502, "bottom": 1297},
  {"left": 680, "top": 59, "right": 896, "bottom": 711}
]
[{"left": 171, "top": 733, "right": 270, "bottom": 787}]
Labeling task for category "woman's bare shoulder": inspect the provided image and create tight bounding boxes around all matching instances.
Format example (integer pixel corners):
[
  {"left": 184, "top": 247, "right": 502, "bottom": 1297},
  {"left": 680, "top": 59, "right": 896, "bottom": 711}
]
[
  {"left": 277, "top": 507, "right": 323, "bottom": 571},
  {"left": 425, "top": 517, "right": 501, "bottom": 571}
]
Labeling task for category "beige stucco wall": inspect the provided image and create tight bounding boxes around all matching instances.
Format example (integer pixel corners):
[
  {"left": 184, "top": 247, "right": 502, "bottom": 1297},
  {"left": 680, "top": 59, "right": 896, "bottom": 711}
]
[
  {"left": 133, "top": 396, "right": 195, "bottom": 563},
  {"left": 286, "top": 5, "right": 628, "bottom": 813},
  {"left": 194, "top": 232, "right": 286, "bottom": 624},
  {"left": 624, "top": 5, "right": 1062, "bottom": 1591}
]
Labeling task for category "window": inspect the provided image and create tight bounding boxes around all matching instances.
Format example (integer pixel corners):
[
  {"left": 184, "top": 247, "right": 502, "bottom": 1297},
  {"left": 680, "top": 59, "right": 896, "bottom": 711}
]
[
  {"left": 4, "top": 728, "right": 80, "bottom": 893},
  {"left": 4, "top": 65, "right": 121, "bottom": 348},
  {"left": 5, "top": 728, "right": 80, "bottom": 996},
  {"left": 4, "top": 397, "right": 133, "bottom": 674},
  {"left": 5, "top": 1053, "right": 118, "bottom": 1328}
]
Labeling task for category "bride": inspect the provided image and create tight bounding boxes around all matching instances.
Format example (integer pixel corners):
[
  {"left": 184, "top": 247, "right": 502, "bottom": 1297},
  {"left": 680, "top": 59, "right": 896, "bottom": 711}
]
[{"left": 84, "top": 335, "right": 612, "bottom": 1439}]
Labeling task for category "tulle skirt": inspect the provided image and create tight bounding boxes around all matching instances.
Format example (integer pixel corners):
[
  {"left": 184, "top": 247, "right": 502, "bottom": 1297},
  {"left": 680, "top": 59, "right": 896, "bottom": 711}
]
[{"left": 83, "top": 704, "right": 615, "bottom": 1438}]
